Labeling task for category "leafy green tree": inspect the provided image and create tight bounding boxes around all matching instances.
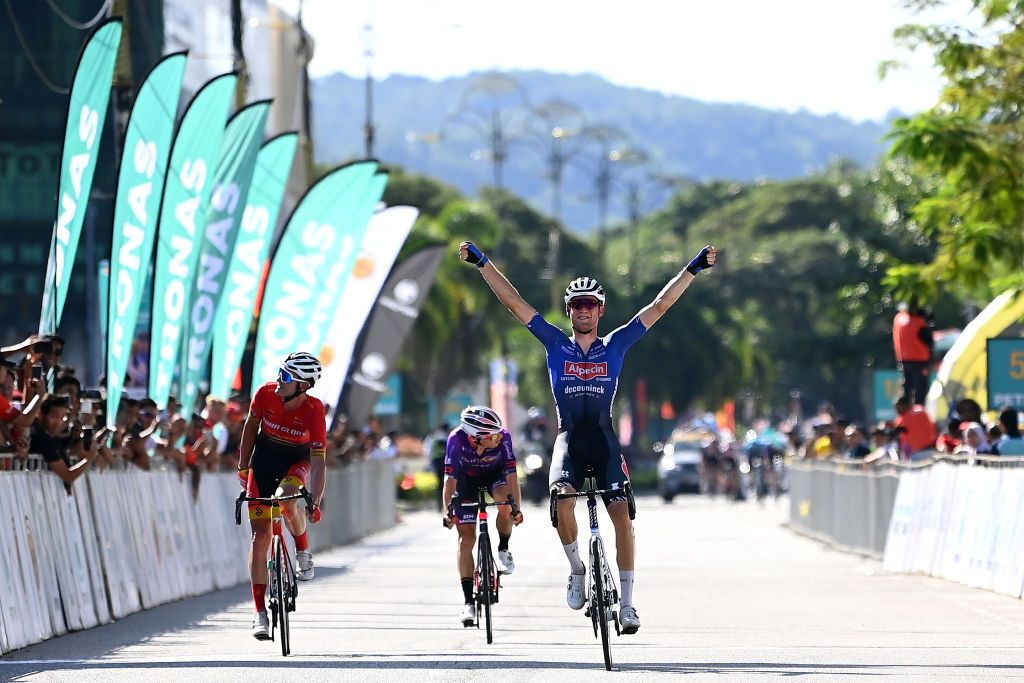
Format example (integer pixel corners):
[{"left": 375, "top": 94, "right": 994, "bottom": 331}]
[
  {"left": 385, "top": 175, "right": 604, "bottom": 418},
  {"left": 885, "top": 0, "right": 1024, "bottom": 300},
  {"left": 614, "top": 164, "right": 940, "bottom": 422}
]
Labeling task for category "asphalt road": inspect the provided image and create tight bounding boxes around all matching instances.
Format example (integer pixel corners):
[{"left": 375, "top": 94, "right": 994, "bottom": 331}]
[{"left": 3, "top": 495, "right": 1024, "bottom": 681}]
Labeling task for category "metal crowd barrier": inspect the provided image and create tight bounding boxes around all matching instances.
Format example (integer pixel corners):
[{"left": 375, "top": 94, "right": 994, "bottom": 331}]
[
  {"left": 0, "top": 457, "right": 397, "bottom": 654},
  {"left": 788, "top": 456, "right": 925, "bottom": 558},
  {"left": 789, "top": 453, "right": 1024, "bottom": 598}
]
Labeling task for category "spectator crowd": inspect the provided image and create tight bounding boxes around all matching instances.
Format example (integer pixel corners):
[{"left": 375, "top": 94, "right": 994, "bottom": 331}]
[
  {"left": 0, "top": 333, "right": 401, "bottom": 495},
  {"left": 775, "top": 394, "right": 1024, "bottom": 467},
  {"left": 2, "top": 306, "right": 1019, "bottom": 497}
]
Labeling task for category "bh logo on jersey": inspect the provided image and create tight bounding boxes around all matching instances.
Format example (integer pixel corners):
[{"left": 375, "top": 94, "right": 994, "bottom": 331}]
[{"left": 563, "top": 361, "right": 608, "bottom": 380}]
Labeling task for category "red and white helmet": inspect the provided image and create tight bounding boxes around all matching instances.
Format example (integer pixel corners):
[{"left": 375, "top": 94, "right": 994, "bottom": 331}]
[{"left": 460, "top": 405, "right": 503, "bottom": 438}]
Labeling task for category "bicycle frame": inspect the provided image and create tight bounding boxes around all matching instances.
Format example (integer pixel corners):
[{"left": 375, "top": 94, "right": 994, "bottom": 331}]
[
  {"left": 235, "top": 487, "right": 314, "bottom": 656},
  {"left": 445, "top": 487, "right": 520, "bottom": 644},
  {"left": 554, "top": 476, "right": 625, "bottom": 670}
]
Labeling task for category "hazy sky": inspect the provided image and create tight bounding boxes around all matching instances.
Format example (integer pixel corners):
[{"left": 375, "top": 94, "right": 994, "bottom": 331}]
[{"left": 276, "top": 0, "right": 978, "bottom": 122}]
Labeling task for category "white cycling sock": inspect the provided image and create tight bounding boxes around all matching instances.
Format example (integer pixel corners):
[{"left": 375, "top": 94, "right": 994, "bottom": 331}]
[
  {"left": 620, "top": 570, "right": 635, "bottom": 608},
  {"left": 563, "top": 541, "right": 585, "bottom": 574}
]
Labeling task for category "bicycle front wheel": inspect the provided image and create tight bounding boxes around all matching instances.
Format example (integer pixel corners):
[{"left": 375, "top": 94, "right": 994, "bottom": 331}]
[
  {"left": 273, "top": 536, "right": 291, "bottom": 657},
  {"left": 591, "top": 536, "right": 613, "bottom": 671},
  {"left": 477, "top": 535, "right": 494, "bottom": 644}
]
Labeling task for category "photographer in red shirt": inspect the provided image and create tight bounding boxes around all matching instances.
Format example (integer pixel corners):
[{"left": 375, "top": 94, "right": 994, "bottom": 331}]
[{"left": 892, "top": 299, "right": 935, "bottom": 405}]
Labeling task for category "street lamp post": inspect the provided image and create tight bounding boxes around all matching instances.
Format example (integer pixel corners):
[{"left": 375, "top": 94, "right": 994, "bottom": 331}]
[
  {"left": 296, "top": 1, "right": 315, "bottom": 181},
  {"left": 230, "top": 0, "right": 248, "bottom": 109},
  {"left": 361, "top": 22, "right": 376, "bottom": 159},
  {"left": 442, "top": 73, "right": 532, "bottom": 245},
  {"left": 244, "top": 5, "right": 316, "bottom": 183},
  {"left": 572, "top": 124, "right": 630, "bottom": 265},
  {"left": 606, "top": 148, "right": 651, "bottom": 294},
  {"left": 439, "top": 73, "right": 533, "bottom": 424},
  {"left": 582, "top": 146, "right": 693, "bottom": 295},
  {"left": 623, "top": 168, "right": 694, "bottom": 294},
  {"left": 528, "top": 99, "right": 587, "bottom": 282}
]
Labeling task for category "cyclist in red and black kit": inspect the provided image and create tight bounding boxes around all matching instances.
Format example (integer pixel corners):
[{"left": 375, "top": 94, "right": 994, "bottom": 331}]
[{"left": 237, "top": 351, "right": 326, "bottom": 640}]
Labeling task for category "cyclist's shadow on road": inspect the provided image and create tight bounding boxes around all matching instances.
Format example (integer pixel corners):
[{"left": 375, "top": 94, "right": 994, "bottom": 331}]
[
  {"left": 2, "top": 565, "right": 353, "bottom": 662},
  {"left": 7, "top": 659, "right": 1024, "bottom": 675}
]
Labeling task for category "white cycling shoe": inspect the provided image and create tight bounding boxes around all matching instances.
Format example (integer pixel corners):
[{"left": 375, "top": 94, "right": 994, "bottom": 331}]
[
  {"left": 251, "top": 611, "right": 270, "bottom": 640},
  {"left": 461, "top": 602, "right": 476, "bottom": 627},
  {"left": 295, "top": 550, "right": 314, "bottom": 581},
  {"left": 567, "top": 572, "right": 586, "bottom": 610},
  {"left": 498, "top": 549, "right": 515, "bottom": 575},
  {"left": 619, "top": 605, "right": 641, "bottom": 634}
]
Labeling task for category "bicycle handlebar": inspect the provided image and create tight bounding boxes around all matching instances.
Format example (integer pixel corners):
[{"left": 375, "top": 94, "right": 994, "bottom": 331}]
[
  {"left": 234, "top": 487, "right": 315, "bottom": 526},
  {"left": 442, "top": 493, "right": 521, "bottom": 528},
  {"left": 554, "top": 488, "right": 619, "bottom": 500}
]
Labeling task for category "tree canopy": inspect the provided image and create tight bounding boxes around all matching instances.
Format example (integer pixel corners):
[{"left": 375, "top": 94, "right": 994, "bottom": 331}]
[{"left": 885, "top": 0, "right": 1024, "bottom": 301}]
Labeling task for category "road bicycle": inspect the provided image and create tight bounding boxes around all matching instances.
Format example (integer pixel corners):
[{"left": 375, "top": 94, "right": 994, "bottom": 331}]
[
  {"left": 444, "top": 486, "right": 520, "bottom": 644},
  {"left": 553, "top": 468, "right": 631, "bottom": 671},
  {"left": 235, "top": 486, "right": 315, "bottom": 656}
]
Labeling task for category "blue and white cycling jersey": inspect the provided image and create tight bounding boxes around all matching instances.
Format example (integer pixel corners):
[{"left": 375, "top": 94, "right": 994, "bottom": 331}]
[{"left": 526, "top": 313, "right": 648, "bottom": 432}]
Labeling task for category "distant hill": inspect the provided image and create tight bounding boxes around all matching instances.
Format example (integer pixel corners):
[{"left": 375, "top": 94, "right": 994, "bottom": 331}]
[{"left": 312, "top": 70, "right": 894, "bottom": 232}]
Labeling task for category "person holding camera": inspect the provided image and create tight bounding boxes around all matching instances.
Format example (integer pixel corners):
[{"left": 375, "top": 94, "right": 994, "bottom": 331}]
[
  {"left": 123, "top": 398, "right": 159, "bottom": 471},
  {"left": 2, "top": 335, "right": 63, "bottom": 393},
  {"left": 0, "top": 359, "right": 47, "bottom": 433},
  {"left": 31, "top": 395, "right": 98, "bottom": 492}
]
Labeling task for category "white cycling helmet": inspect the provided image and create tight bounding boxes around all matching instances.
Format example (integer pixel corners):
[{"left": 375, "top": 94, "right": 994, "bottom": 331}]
[
  {"left": 460, "top": 405, "right": 503, "bottom": 438},
  {"left": 280, "top": 351, "right": 322, "bottom": 386},
  {"left": 564, "top": 276, "right": 606, "bottom": 307}
]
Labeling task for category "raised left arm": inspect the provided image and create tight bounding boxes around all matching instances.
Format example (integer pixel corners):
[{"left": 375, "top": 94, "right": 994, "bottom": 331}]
[{"left": 638, "top": 245, "right": 716, "bottom": 329}]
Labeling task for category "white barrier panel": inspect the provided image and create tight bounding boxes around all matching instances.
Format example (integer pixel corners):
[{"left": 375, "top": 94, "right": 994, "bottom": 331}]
[
  {"left": 0, "top": 459, "right": 396, "bottom": 654},
  {"left": 20, "top": 471, "right": 67, "bottom": 639},
  {"left": 914, "top": 464, "right": 956, "bottom": 575},
  {"left": 991, "top": 472, "right": 1024, "bottom": 597},
  {"left": 935, "top": 466, "right": 979, "bottom": 585},
  {"left": 884, "top": 464, "right": 1024, "bottom": 599},
  {"left": 89, "top": 473, "right": 142, "bottom": 619},
  {"left": 882, "top": 468, "right": 920, "bottom": 573},
  {"left": 965, "top": 468, "right": 999, "bottom": 589}
]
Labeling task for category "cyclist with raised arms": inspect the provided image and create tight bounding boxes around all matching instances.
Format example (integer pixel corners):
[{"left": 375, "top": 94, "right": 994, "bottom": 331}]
[
  {"left": 237, "top": 351, "right": 326, "bottom": 640},
  {"left": 443, "top": 405, "right": 524, "bottom": 626},
  {"left": 459, "top": 240, "right": 716, "bottom": 634}
]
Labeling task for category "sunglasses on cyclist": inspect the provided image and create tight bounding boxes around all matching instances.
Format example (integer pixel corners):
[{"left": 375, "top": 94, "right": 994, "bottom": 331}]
[
  {"left": 568, "top": 298, "right": 601, "bottom": 311},
  {"left": 468, "top": 432, "right": 501, "bottom": 447},
  {"left": 277, "top": 367, "right": 296, "bottom": 384}
]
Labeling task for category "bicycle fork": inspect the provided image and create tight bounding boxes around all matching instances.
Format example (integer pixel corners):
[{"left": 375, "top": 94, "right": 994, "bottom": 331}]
[
  {"left": 477, "top": 508, "right": 500, "bottom": 597},
  {"left": 267, "top": 504, "right": 282, "bottom": 578},
  {"left": 585, "top": 496, "right": 619, "bottom": 626}
]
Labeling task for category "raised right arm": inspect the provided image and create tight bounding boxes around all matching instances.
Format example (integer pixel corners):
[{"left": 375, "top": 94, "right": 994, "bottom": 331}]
[{"left": 459, "top": 241, "right": 537, "bottom": 325}]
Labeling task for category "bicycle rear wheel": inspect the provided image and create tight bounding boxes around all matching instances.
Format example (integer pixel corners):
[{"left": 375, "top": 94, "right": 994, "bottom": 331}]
[
  {"left": 477, "top": 535, "right": 494, "bottom": 644},
  {"left": 273, "top": 536, "right": 291, "bottom": 656},
  {"left": 591, "top": 536, "right": 613, "bottom": 671}
]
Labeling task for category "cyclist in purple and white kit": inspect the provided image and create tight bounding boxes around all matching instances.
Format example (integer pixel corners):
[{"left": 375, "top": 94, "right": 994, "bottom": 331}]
[
  {"left": 459, "top": 239, "right": 717, "bottom": 634},
  {"left": 442, "top": 406, "right": 524, "bottom": 626}
]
